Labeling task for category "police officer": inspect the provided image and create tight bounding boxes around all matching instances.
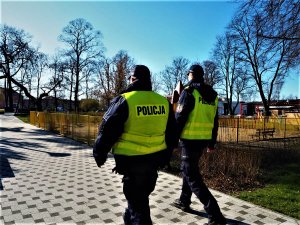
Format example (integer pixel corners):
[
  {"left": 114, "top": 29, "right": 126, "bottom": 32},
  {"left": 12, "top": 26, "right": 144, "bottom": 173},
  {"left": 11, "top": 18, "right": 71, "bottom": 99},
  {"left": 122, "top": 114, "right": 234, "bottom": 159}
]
[
  {"left": 172, "top": 65, "right": 226, "bottom": 225},
  {"left": 93, "top": 65, "right": 177, "bottom": 225}
]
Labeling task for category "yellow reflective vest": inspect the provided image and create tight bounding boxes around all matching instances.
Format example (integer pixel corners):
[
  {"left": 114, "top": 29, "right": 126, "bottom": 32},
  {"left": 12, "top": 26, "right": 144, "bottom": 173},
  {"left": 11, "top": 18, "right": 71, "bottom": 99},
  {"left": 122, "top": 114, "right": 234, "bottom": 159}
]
[
  {"left": 180, "top": 88, "right": 218, "bottom": 140},
  {"left": 112, "top": 91, "right": 169, "bottom": 156}
]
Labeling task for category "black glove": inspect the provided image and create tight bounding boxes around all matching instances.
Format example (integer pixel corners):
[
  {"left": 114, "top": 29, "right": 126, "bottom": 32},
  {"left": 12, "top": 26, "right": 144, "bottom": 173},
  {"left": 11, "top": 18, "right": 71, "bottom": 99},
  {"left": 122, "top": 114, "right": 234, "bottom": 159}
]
[
  {"left": 94, "top": 154, "right": 107, "bottom": 168},
  {"left": 159, "top": 162, "right": 172, "bottom": 171},
  {"left": 159, "top": 149, "right": 172, "bottom": 170}
]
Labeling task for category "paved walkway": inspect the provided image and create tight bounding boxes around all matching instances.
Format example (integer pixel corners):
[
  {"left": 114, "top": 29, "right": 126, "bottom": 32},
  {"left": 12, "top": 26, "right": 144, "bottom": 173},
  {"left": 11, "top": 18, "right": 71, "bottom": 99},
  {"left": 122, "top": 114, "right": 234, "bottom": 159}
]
[{"left": 0, "top": 114, "right": 299, "bottom": 225}]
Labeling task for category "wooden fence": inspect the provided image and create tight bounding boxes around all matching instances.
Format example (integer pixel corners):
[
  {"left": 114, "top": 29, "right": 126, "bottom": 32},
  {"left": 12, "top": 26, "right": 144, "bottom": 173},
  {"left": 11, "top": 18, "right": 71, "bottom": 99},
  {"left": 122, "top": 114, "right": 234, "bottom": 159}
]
[
  {"left": 30, "top": 111, "right": 102, "bottom": 146},
  {"left": 30, "top": 111, "right": 300, "bottom": 146}
]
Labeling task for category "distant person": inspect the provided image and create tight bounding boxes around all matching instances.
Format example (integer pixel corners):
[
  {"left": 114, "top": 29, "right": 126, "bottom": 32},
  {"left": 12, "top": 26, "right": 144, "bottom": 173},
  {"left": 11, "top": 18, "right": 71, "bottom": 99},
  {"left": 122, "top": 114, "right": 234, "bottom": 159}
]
[
  {"left": 172, "top": 64, "right": 226, "bottom": 225},
  {"left": 93, "top": 65, "right": 177, "bottom": 225}
]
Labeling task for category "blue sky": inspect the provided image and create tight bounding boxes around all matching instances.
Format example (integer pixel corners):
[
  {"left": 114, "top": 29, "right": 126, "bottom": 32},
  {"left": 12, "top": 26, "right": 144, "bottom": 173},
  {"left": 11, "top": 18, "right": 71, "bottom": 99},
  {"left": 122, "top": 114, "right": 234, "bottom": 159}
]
[{"left": 1, "top": 0, "right": 299, "bottom": 99}]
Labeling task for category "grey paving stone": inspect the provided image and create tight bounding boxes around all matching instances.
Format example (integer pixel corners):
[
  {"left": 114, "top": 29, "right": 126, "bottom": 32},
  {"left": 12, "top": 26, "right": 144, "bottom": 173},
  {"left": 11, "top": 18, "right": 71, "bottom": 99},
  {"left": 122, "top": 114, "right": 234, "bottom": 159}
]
[{"left": 1, "top": 114, "right": 300, "bottom": 225}]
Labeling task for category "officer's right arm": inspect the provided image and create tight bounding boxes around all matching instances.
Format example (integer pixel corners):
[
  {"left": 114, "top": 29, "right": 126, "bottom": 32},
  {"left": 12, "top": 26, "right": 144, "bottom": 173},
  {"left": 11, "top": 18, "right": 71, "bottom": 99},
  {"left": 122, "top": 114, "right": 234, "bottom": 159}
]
[
  {"left": 175, "top": 89, "right": 195, "bottom": 138},
  {"left": 160, "top": 101, "right": 178, "bottom": 168},
  {"left": 93, "top": 96, "right": 128, "bottom": 167}
]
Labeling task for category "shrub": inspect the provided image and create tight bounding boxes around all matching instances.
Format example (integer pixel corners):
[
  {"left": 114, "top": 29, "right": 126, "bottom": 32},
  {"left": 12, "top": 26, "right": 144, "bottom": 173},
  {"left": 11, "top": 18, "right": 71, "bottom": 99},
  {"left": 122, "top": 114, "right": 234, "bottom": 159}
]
[
  {"left": 169, "top": 139, "right": 300, "bottom": 193},
  {"left": 79, "top": 99, "right": 100, "bottom": 112},
  {"left": 201, "top": 144, "right": 262, "bottom": 192}
]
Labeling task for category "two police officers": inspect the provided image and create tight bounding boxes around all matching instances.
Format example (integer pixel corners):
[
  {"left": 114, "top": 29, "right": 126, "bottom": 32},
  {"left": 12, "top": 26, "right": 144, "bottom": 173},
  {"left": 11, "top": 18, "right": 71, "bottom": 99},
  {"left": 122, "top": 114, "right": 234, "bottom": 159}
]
[
  {"left": 93, "top": 65, "right": 177, "bottom": 225},
  {"left": 173, "top": 64, "right": 226, "bottom": 225}
]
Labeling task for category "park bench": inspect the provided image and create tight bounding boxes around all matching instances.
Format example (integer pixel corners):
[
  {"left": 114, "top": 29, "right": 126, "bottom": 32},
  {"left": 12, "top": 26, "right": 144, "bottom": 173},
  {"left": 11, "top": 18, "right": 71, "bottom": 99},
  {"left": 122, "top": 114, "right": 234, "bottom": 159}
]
[{"left": 252, "top": 128, "right": 275, "bottom": 140}]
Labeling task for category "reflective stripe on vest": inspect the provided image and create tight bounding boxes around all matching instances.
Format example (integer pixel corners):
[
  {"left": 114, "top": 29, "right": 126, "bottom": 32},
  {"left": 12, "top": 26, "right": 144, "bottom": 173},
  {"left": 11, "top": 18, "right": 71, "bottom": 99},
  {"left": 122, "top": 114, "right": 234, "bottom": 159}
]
[
  {"left": 112, "top": 91, "right": 169, "bottom": 156},
  {"left": 180, "top": 89, "right": 218, "bottom": 140}
]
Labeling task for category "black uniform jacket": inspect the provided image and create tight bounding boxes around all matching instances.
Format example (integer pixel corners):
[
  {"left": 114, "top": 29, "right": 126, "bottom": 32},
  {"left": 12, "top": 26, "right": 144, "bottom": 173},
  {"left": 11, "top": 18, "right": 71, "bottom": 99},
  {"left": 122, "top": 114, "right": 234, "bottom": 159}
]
[
  {"left": 175, "top": 80, "right": 218, "bottom": 149},
  {"left": 93, "top": 79, "right": 178, "bottom": 174}
]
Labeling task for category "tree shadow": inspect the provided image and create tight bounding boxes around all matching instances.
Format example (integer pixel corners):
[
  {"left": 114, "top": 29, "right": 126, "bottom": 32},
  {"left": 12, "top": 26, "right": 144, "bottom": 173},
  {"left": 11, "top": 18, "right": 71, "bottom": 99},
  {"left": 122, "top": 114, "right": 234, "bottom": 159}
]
[
  {"left": 37, "top": 137, "right": 88, "bottom": 150},
  {"left": 1, "top": 137, "right": 72, "bottom": 157},
  {"left": 0, "top": 157, "right": 15, "bottom": 190},
  {"left": 0, "top": 147, "right": 27, "bottom": 190},
  {"left": 0, "top": 127, "right": 25, "bottom": 132},
  {"left": 47, "top": 152, "right": 71, "bottom": 157},
  {"left": 225, "top": 218, "right": 251, "bottom": 225},
  {"left": 0, "top": 127, "right": 73, "bottom": 190},
  {"left": 185, "top": 209, "right": 251, "bottom": 225}
]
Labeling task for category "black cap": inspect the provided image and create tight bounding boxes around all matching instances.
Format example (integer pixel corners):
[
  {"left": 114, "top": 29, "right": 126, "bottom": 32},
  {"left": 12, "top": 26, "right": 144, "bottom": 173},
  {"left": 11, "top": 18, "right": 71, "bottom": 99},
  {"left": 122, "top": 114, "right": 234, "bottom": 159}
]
[
  {"left": 131, "top": 65, "right": 151, "bottom": 81},
  {"left": 188, "top": 64, "right": 204, "bottom": 78}
]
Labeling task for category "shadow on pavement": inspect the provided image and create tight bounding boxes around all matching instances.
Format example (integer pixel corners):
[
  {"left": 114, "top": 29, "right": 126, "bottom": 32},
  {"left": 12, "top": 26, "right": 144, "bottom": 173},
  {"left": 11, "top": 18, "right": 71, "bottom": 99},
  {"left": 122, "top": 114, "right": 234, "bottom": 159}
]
[
  {"left": 186, "top": 209, "right": 251, "bottom": 225},
  {"left": 226, "top": 218, "right": 251, "bottom": 225},
  {"left": 0, "top": 127, "right": 25, "bottom": 132},
  {"left": 0, "top": 157, "right": 15, "bottom": 190},
  {"left": 47, "top": 152, "right": 71, "bottom": 157},
  {"left": 0, "top": 146, "right": 27, "bottom": 191},
  {"left": 0, "top": 127, "right": 72, "bottom": 190}
]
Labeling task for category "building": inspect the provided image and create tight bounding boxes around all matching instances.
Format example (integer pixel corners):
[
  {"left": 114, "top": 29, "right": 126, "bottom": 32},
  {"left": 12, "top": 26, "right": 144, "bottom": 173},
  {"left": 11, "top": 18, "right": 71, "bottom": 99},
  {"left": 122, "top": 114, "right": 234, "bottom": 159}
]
[
  {"left": 217, "top": 99, "right": 300, "bottom": 117},
  {"left": 269, "top": 99, "right": 300, "bottom": 117},
  {"left": 0, "top": 87, "right": 24, "bottom": 111}
]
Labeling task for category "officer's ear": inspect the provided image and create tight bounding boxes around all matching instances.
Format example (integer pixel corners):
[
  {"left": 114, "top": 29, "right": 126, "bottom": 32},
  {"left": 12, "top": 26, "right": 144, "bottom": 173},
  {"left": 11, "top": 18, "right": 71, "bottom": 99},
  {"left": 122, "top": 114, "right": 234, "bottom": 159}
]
[
  {"left": 129, "top": 76, "right": 137, "bottom": 84},
  {"left": 187, "top": 72, "right": 194, "bottom": 81}
]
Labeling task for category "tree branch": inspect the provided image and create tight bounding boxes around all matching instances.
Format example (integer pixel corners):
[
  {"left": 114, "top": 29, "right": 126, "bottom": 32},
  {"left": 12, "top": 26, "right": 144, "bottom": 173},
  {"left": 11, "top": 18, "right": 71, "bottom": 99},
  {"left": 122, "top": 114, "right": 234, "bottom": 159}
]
[{"left": 257, "top": 33, "right": 300, "bottom": 41}]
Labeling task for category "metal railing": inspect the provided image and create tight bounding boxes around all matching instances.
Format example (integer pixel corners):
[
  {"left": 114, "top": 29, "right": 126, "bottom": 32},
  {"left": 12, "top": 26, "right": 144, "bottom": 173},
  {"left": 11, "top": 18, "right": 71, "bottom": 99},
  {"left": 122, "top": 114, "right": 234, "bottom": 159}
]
[{"left": 218, "top": 117, "right": 300, "bottom": 143}]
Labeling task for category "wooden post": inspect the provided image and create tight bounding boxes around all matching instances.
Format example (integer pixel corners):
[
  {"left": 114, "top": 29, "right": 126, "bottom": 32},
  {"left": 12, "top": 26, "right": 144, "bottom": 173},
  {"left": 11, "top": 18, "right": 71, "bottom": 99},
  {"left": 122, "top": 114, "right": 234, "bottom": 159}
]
[{"left": 171, "top": 81, "right": 183, "bottom": 112}]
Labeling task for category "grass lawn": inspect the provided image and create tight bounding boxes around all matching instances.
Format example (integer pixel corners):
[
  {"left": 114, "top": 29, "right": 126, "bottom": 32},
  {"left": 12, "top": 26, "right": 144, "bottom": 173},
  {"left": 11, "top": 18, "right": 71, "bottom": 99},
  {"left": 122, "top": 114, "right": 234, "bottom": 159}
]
[
  {"left": 235, "top": 163, "right": 300, "bottom": 219},
  {"left": 16, "top": 114, "right": 30, "bottom": 123}
]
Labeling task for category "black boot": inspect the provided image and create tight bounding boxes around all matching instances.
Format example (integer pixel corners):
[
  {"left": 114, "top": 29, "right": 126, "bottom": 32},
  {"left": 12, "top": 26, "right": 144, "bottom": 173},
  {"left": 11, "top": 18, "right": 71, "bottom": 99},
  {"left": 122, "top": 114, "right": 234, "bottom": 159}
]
[
  {"left": 204, "top": 214, "right": 227, "bottom": 225},
  {"left": 123, "top": 208, "right": 132, "bottom": 225},
  {"left": 172, "top": 199, "right": 191, "bottom": 212}
]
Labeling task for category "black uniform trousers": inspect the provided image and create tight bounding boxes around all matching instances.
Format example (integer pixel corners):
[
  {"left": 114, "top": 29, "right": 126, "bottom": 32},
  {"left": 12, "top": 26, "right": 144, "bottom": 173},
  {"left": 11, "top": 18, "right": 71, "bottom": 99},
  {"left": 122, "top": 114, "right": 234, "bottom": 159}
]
[
  {"left": 122, "top": 168, "right": 158, "bottom": 225},
  {"left": 179, "top": 141, "right": 223, "bottom": 220}
]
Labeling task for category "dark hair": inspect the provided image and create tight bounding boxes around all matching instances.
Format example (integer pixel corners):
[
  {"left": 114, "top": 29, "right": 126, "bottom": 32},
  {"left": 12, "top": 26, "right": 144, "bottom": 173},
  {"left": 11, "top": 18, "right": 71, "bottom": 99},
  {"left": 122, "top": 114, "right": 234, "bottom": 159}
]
[
  {"left": 188, "top": 64, "right": 204, "bottom": 83},
  {"left": 132, "top": 65, "right": 151, "bottom": 81}
]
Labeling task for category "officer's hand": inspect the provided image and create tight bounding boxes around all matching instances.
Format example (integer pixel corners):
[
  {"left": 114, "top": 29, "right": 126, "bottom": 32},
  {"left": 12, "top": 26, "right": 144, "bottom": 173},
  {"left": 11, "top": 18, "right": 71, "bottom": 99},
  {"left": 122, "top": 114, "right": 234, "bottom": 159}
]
[
  {"left": 164, "top": 163, "right": 172, "bottom": 171},
  {"left": 207, "top": 147, "right": 216, "bottom": 153},
  {"left": 94, "top": 155, "right": 107, "bottom": 168}
]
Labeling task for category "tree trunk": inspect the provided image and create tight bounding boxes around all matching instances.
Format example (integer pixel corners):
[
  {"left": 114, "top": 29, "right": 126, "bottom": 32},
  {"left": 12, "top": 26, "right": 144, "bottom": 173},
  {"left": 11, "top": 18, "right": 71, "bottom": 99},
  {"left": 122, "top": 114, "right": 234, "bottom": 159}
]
[
  {"left": 74, "top": 57, "right": 80, "bottom": 113},
  {"left": 54, "top": 90, "right": 58, "bottom": 112},
  {"left": 7, "top": 77, "right": 14, "bottom": 112},
  {"left": 36, "top": 99, "right": 43, "bottom": 111}
]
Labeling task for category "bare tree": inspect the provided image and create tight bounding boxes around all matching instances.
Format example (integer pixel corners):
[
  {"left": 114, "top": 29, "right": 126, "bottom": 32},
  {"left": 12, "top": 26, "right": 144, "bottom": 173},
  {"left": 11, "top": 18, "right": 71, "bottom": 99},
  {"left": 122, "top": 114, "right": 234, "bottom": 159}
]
[
  {"left": 111, "top": 50, "right": 135, "bottom": 95},
  {"left": 0, "top": 24, "right": 35, "bottom": 111},
  {"left": 160, "top": 57, "right": 189, "bottom": 95},
  {"left": 150, "top": 72, "right": 160, "bottom": 93},
  {"left": 202, "top": 60, "right": 222, "bottom": 87},
  {"left": 233, "top": 67, "right": 251, "bottom": 113},
  {"left": 0, "top": 25, "right": 61, "bottom": 111},
  {"left": 48, "top": 55, "right": 67, "bottom": 111},
  {"left": 81, "top": 61, "right": 97, "bottom": 99},
  {"left": 213, "top": 32, "right": 251, "bottom": 115},
  {"left": 17, "top": 60, "right": 34, "bottom": 109},
  {"left": 64, "top": 59, "right": 76, "bottom": 111},
  {"left": 229, "top": 0, "right": 299, "bottom": 115},
  {"left": 93, "top": 51, "right": 134, "bottom": 109},
  {"left": 246, "top": 0, "right": 300, "bottom": 42},
  {"left": 32, "top": 52, "right": 48, "bottom": 98},
  {"left": 271, "top": 77, "right": 284, "bottom": 101},
  {"left": 58, "top": 18, "right": 104, "bottom": 112},
  {"left": 94, "top": 57, "right": 113, "bottom": 109}
]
